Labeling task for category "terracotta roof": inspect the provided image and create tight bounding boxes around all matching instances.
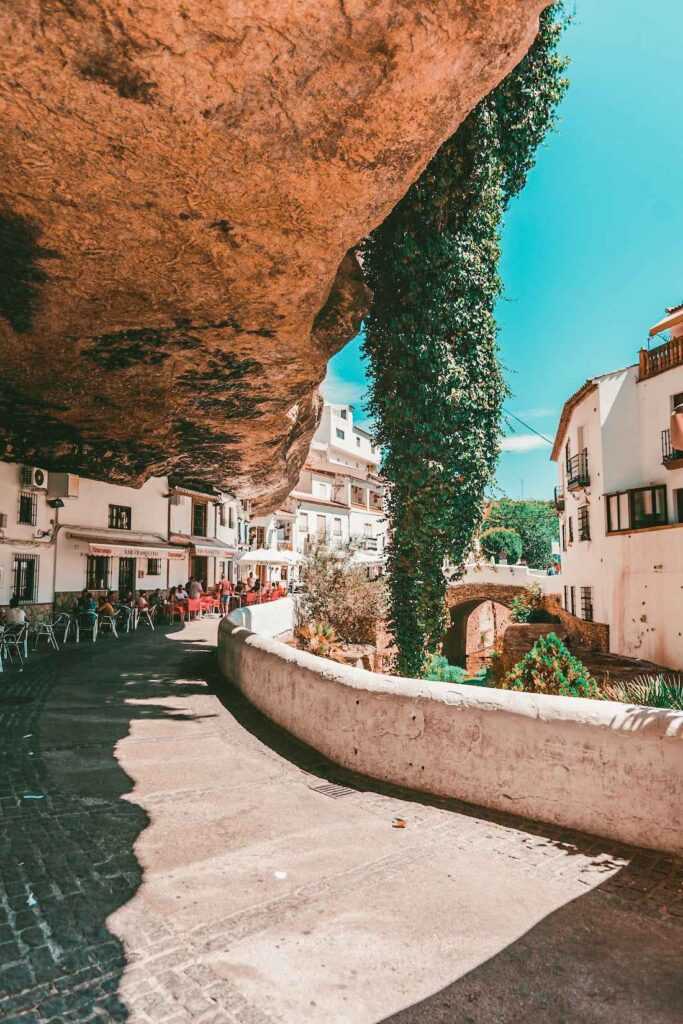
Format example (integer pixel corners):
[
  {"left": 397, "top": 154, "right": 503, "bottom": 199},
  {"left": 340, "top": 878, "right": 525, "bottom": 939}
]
[{"left": 550, "top": 380, "right": 598, "bottom": 462}]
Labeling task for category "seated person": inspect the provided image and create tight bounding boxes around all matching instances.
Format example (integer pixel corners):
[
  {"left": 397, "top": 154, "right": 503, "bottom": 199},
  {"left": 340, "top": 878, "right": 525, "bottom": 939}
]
[
  {"left": 4, "top": 595, "right": 27, "bottom": 625},
  {"left": 252, "top": 577, "right": 261, "bottom": 592},
  {"left": 175, "top": 584, "right": 188, "bottom": 602},
  {"left": 235, "top": 580, "right": 245, "bottom": 594},
  {"left": 189, "top": 578, "right": 204, "bottom": 599},
  {"left": 98, "top": 594, "right": 115, "bottom": 617},
  {"left": 149, "top": 588, "right": 165, "bottom": 607},
  {"left": 136, "top": 591, "right": 149, "bottom": 610},
  {"left": 76, "top": 590, "right": 97, "bottom": 623}
]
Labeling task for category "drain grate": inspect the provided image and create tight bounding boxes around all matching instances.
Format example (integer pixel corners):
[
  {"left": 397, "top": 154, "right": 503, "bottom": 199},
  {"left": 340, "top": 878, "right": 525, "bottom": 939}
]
[{"left": 309, "top": 781, "right": 355, "bottom": 800}]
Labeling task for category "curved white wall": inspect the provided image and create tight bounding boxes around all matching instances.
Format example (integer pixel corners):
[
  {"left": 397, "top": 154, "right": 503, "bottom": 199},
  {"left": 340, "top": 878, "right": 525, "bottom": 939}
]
[{"left": 218, "top": 617, "right": 683, "bottom": 855}]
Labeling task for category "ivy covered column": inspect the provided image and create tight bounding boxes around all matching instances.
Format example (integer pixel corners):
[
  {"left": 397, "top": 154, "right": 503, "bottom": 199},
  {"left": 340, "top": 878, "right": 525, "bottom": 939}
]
[{"left": 362, "top": 5, "right": 568, "bottom": 676}]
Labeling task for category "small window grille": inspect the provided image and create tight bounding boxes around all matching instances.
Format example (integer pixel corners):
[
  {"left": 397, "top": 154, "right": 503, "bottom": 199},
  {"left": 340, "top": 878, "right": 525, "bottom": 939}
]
[
  {"left": 568, "top": 516, "right": 574, "bottom": 544},
  {"left": 86, "top": 555, "right": 110, "bottom": 590},
  {"left": 580, "top": 586, "right": 593, "bottom": 622},
  {"left": 570, "top": 586, "right": 576, "bottom": 616},
  {"left": 13, "top": 553, "right": 39, "bottom": 602},
  {"left": 578, "top": 505, "right": 590, "bottom": 541},
  {"left": 108, "top": 505, "right": 132, "bottom": 530},
  {"left": 192, "top": 501, "right": 208, "bottom": 536},
  {"left": 147, "top": 558, "right": 161, "bottom": 575},
  {"left": 18, "top": 491, "right": 37, "bottom": 526}
]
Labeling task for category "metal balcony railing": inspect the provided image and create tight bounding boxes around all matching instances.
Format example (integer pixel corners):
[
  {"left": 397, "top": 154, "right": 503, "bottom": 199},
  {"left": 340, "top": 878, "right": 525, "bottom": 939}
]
[
  {"left": 566, "top": 449, "right": 589, "bottom": 489},
  {"left": 639, "top": 337, "right": 683, "bottom": 380},
  {"left": 661, "top": 428, "right": 683, "bottom": 465}
]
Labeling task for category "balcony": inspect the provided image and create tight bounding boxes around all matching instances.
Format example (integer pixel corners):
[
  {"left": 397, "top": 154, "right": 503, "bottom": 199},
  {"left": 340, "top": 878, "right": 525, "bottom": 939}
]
[
  {"left": 661, "top": 429, "right": 683, "bottom": 470},
  {"left": 639, "top": 337, "right": 683, "bottom": 381},
  {"left": 566, "top": 449, "right": 589, "bottom": 490},
  {"left": 554, "top": 486, "right": 565, "bottom": 511}
]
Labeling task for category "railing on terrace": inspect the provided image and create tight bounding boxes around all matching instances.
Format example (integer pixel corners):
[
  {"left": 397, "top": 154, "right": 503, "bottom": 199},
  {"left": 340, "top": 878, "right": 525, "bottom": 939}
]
[
  {"left": 639, "top": 337, "right": 683, "bottom": 380},
  {"left": 566, "top": 449, "right": 590, "bottom": 489},
  {"left": 661, "top": 428, "right": 683, "bottom": 465}
]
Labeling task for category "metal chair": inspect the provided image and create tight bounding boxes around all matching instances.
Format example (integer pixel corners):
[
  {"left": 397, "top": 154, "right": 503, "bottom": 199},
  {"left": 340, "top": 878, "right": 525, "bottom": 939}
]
[
  {"left": 116, "top": 605, "right": 134, "bottom": 634},
  {"left": 31, "top": 621, "right": 60, "bottom": 652},
  {"left": 137, "top": 605, "right": 156, "bottom": 630},
  {"left": 98, "top": 614, "right": 119, "bottom": 639},
  {"left": 2, "top": 624, "right": 29, "bottom": 665},
  {"left": 78, "top": 614, "right": 98, "bottom": 643},
  {"left": 51, "top": 613, "right": 74, "bottom": 644}
]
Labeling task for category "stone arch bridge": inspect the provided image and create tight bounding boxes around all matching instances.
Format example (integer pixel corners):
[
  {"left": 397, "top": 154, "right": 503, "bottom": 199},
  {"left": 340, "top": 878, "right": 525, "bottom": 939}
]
[{"left": 444, "top": 563, "right": 558, "bottom": 667}]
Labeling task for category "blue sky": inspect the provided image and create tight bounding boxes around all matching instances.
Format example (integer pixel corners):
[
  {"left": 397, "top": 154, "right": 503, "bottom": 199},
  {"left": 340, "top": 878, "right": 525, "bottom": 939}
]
[{"left": 324, "top": 0, "right": 683, "bottom": 499}]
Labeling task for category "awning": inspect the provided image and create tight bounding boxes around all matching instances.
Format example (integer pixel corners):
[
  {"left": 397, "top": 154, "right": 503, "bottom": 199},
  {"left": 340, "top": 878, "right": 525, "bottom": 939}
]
[
  {"left": 191, "top": 543, "right": 237, "bottom": 558},
  {"left": 649, "top": 307, "right": 683, "bottom": 337},
  {"left": 239, "top": 547, "right": 301, "bottom": 565},
  {"left": 67, "top": 532, "right": 186, "bottom": 560}
]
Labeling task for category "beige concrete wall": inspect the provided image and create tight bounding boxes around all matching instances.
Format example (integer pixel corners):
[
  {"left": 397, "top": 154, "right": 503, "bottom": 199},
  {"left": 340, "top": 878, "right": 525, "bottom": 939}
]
[{"left": 218, "top": 618, "right": 683, "bottom": 855}]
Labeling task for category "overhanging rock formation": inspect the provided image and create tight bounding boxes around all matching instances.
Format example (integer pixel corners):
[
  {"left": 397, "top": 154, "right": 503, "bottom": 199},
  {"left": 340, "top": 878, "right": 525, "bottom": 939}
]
[{"left": 0, "top": 0, "right": 547, "bottom": 512}]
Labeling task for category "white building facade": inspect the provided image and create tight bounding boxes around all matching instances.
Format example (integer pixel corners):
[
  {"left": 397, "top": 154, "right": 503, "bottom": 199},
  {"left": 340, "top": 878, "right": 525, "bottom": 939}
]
[
  {"left": 246, "top": 402, "right": 388, "bottom": 582},
  {"left": 0, "top": 463, "right": 248, "bottom": 612},
  {"left": 552, "top": 305, "right": 683, "bottom": 669}
]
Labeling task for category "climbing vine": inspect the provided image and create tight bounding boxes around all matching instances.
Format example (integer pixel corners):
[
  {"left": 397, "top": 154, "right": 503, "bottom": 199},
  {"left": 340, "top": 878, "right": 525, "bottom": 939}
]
[{"left": 361, "top": 5, "right": 569, "bottom": 676}]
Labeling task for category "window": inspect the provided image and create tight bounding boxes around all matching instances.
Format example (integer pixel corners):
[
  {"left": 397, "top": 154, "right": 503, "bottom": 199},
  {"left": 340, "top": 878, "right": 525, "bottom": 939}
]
[
  {"left": 336, "top": 428, "right": 345, "bottom": 440},
  {"left": 578, "top": 505, "right": 590, "bottom": 541},
  {"left": 297, "top": 512, "right": 309, "bottom": 533},
  {"left": 340, "top": 409, "right": 347, "bottom": 420},
  {"left": 86, "top": 555, "right": 110, "bottom": 590},
  {"left": 563, "top": 585, "right": 569, "bottom": 610},
  {"left": 631, "top": 486, "right": 667, "bottom": 530},
  {"left": 312, "top": 480, "right": 331, "bottom": 500},
  {"left": 568, "top": 515, "right": 574, "bottom": 544},
  {"left": 333, "top": 517, "right": 342, "bottom": 536},
  {"left": 13, "top": 554, "right": 38, "bottom": 602},
  {"left": 217, "top": 503, "right": 226, "bottom": 527},
  {"left": 672, "top": 391, "right": 683, "bottom": 411},
  {"left": 316, "top": 514, "right": 326, "bottom": 536},
  {"left": 147, "top": 558, "right": 161, "bottom": 575},
  {"left": 351, "top": 484, "right": 365, "bottom": 506},
  {"left": 580, "top": 586, "right": 593, "bottom": 622},
  {"left": 228, "top": 505, "right": 234, "bottom": 529},
  {"left": 192, "top": 501, "right": 208, "bottom": 536},
  {"left": 356, "top": 436, "right": 361, "bottom": 447},
  {"left": 18, "top": 491, "right": 37, "bottom": 526},
  {"left": 108, "top": 505, "right": 131, "bottom": 530},
  {"left": 606, "top": 485, "right": 667, "bottom": 532},
  {"left": 676, "top": 489, "right": 683, "bottom": 524},
  {"left": 561, "top": 522, "right": 566, "bottom": 552},
  {"left": 569, "top": 586, "right": 576, "bottom": 616}
]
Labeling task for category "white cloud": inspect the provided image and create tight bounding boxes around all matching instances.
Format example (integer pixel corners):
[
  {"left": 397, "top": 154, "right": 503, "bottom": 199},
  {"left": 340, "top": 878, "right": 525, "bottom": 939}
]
[
  {"left": 321, "top": 368, "right": 368, "bottom": 409},
  {"left": 513, "top": 406, "right": 556, "bottom": 420},
  {"left": 501, "top": 434, "right": 549, "bottom": 453}
]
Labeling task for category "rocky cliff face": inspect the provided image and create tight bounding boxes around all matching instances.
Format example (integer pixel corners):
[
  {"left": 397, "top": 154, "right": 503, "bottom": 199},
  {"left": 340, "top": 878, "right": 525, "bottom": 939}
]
[{"left": 0, "top": 0, "right": 547, "bottom": 511}]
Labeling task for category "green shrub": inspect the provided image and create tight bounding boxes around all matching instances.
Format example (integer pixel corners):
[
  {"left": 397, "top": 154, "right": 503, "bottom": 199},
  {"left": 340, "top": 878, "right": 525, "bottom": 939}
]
[
  {"left": 501, "top": 632, "right": 599, "bottom": 699},
  {"left": 480, "top": 527, "right": 523, "bottom": 565},
  {"left": 509, "top": 583, "right": 558, "bottom": 624},
  {"left": 602, "top": 673, "right": 683, "bottom": 710},
  {"left": 423, "top": 654, "right": 467, "bottom": 684}
]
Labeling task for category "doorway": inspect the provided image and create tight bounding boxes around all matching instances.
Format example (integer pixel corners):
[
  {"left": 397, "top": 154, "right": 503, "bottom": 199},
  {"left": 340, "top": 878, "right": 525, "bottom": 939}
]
[
  {"left": 191, "top": 555, "right": 208, "bottom": 589},
  {"left": 118, "top": 557, "right": 136, "bottom": 597}
]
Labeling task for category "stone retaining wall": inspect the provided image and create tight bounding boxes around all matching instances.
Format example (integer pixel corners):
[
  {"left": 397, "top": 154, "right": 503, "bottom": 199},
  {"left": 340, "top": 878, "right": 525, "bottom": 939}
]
[{"left": 218, "top": 616, "right": 683, "bottom": 855}]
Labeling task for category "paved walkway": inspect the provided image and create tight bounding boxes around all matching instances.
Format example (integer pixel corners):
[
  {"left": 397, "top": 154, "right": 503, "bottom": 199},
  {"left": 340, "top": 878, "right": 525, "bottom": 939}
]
[{"left": 1, "top": 619, "right": 682, "bottom": 1024}]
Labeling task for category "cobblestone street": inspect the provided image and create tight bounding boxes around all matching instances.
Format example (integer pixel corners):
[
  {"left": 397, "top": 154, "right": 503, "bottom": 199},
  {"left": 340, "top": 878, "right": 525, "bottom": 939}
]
[{"left": 1, "top": 619, "right": 682, "bottom": 1023}]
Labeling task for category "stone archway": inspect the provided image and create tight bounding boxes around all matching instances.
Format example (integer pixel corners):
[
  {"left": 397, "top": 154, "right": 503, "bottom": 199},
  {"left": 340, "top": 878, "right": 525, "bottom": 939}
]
[{"left": 444, "top": 582, "right": 529, "bottom": 667}]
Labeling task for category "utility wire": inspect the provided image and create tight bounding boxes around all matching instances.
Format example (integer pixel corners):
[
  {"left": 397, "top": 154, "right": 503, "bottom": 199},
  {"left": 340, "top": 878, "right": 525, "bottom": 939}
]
[{"left": 502, "top": 408, "right": 554, "bottom": 446}]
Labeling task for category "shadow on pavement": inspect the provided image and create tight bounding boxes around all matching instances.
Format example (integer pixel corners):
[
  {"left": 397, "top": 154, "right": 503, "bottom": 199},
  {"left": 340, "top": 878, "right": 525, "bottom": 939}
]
[
  {"left": 213, "top": 671, "right": 683, "bottom": 1024},
  {"left": 0, "top": 625, "right": 216, "bottom": 1022}
]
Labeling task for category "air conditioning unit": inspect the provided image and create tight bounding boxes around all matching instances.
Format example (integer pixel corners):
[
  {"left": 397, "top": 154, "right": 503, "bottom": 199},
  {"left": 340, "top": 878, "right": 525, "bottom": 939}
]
[
  {"left": 48, "top": 472, "right": 79, "bottom": 498},
  {"left": 21, "top": 466, "right": 48, "bottom": 490}
]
